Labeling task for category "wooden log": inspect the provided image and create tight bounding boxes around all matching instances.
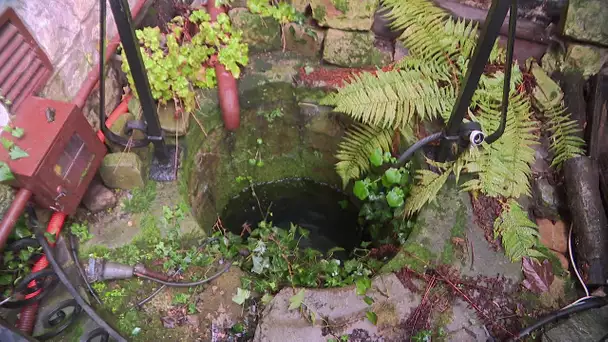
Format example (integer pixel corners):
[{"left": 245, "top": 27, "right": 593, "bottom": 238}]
[
  {"left": 434, "top": 0, "right": 551, "bottom": 44},
  {"left": 563, "top": 156, "right": 608, "bottom": 286}
]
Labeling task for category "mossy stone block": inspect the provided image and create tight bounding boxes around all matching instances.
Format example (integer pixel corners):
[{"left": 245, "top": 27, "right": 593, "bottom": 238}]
[
  {"left": 323, "top": 29, "right": 391, "bottom": 67},
  {"left": 158, "top": 101, "right": 190, "bottom": 136},
  {"left": 310, "top": 0, "right": 378, "bottom": 31},
  {"left": 563, "top": 44, "right": 607, "bottom": 78},
  {"left": 229, "top": 8, "right": 281, "bottom": 53},
  {"left": 284, "top": 23, "right": 325, "bottom": 58},
  {"left": 0, "top": 184, "right": 14, "bottom": 220},
  {"left": 564, "top": 0, "right": 608, "bottom": 46},
  {"left": 100, "top": 152, "right": 145, "bottom": 189}
]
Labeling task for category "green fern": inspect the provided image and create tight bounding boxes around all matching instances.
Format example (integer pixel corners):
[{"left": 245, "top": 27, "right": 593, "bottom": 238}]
[
  {"left": 537, "top": 102, "right": 586, "bottom": 168},
  {"left": 335, "top": 124, "right": 393, "bottom": 186},
  {"left": 494, "top": 200, "right": 543, "bottom": 262},
  {"left": 321, "top": 69, "right": 456, "bottom": 130},
  {"left": 404, "top": 168, "right": 451, "bottom": 216}
]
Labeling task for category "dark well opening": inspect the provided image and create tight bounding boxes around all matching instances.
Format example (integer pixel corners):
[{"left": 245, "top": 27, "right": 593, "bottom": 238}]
[{"left": 221, "top": 178, "right": 364, "bottom": 256}]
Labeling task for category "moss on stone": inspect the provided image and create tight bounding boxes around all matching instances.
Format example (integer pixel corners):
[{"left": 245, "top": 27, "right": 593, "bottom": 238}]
[
  {"left": 323, "top": 29, "right": 391, "bottom": 68},
  {"left": 228, "top": 8, "right": 281, "bottom": 53}
]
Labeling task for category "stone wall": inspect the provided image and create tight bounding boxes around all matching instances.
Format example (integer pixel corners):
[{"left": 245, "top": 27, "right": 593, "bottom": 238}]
[
  {"left": 228, "top": 0, "right": 397, "bottom": 68},
  {"left": 0, "top": 0, "right": 148, "bottom": 129}
]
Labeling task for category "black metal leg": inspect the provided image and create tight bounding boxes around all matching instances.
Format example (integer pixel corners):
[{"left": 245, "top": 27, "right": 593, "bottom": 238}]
[
  {"left": 437, "top": 0, "right": 513, "bottom": 162},
  {"left": 108, "top": 0, "right": 168, "bottom": 163}
]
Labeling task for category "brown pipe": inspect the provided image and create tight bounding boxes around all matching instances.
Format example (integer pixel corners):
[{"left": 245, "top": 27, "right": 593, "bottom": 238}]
[
  {"left": 207, "top": 1, "right": 240, "bottom": 131},
  {"left": 72, "top": 0, "right": 148, "bottom": 109},
  {"left": 133, "top": 264, "right": 170, "bottom": 281},
  {"left": 0, "top": 188, "right": 32, "bottom": 252}
]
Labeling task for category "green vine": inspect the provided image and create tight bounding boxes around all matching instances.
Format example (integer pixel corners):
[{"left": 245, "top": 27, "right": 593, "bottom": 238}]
[{"left": 121, "top": 10, "right": 248, "bottom": 114}]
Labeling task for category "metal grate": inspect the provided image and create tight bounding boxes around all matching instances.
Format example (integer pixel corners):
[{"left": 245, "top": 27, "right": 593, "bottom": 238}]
[{"left": 0, "top": 8, "right": 53, "bottom": 113}]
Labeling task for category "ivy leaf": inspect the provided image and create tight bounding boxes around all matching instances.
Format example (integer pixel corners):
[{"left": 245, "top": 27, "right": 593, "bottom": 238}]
[
  {"left": 0, "top": 162, "right": 14, "bottom": 182},
  {"left": 355, "top": 277, "right": 371, "bottom": 296},
  {"left": 288, "top": 289, "right": 305, "bottom": 311},
  {"left": 252, "top": 255, "right": 270, "bottom": 274},
  {"left": 382, "top": 168, "right": 402, "bottom": 186},
  {"left": 369, "top": 148, "right": 383, "bottom": 167},
  {"left": 386, "top": 188, "right": 405, "bottom": 208},
  {"left": 366, "top": 311, "right": 378, "bottom": 325},
  {"left": 0, "top": 274, "right": 12, "bottom": 285},
  {"left": 9, "top": 146, "right": 28, "bottom": 160},
  {"left": 363, "top": 296, "right": 374, "bottom": 306},
  {"left": 231, "top": 287, "right": 251, "bottom": 305},
  {"left": 44, "top": 232, "right": 56, "bottom": 244},
  {"left": 261, "top": 293, "right": 273, "bottom": 305},
  {"left": 11, "top": 127, "right": 24, "bottom": 138},
  {"left": 0, "top": 137, "right": 13, "bottom": 150},
  {"left": 353, "top": 180, "right": 369, "bottom": 200},
  {"left": 2, "top": 125, "right": 12, "bottom": 133}
]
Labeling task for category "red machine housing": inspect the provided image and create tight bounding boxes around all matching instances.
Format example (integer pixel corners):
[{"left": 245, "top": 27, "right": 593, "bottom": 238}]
[{"left": 0, "top": 98, "right": 106, "bottom": 214}]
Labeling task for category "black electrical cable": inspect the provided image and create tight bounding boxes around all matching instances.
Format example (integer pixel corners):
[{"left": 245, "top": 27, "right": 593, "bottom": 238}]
[
  {"left": 135, "top": 262, "right": 232, "bottom": 287},
  {"left": 512, "top": 296, "right": 608, "bottom": 341},
  {"left": 485, "top": 0, "right": 517, "bottom": 144},
  {"left": 68, "top": 233, "right": 102, "bottom": 305},
  {"left": 396, "top": 132, "right": 443, "bottom": 165},
  {"left": 25, "top": 207, "right": 127, "bottom": 342},
  {"left": 99, "top": 0, "right": 148, "bottom": 149}
]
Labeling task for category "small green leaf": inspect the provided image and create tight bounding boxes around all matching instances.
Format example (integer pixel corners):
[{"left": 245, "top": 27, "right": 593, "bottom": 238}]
[
  {"left": 363, "top": 295, "right": 374, "bottom": 306},
  {"left": 327, "top": 246, "right": 345, "bottom": 256},
  {"left": 261, "top": 293, "right": 273, "bottom": 305},
  {"left": 2, "top": 125, "right": 12, "bottom": 133},
  {"left": 382, "top": 168, "right": 402, "bottom": 186},
  {"left": 288, "top": 289, "right": 305, "bottom": 311},
  {"left": 9, "top": 146, "right": 28, "bottom": 160},
  {"left": 232, "top": 287, "right": 251, "bottom": 305},
  {"left": 0, "top": 274, "right": 12, "bottom": 285},
  {"left": 1, "top": 137, "right": 13, "bottom": 150},
  {"left": 327, "top": 339, "right": 338, "bottom": 342},
  {"left": 257, "top": 138, "right": 263, "bottom": 145},
  {"left": 366, "top": 311, "right": 378, "bottom": 325},
  {"left": 231, "top": 322, "right": 245, "bottom": 333},
  {"left": 256, "top": 160, "right": 265, "bottom": 167},
  {"left": 338, "top": 200, "right": 348, "bottom": 209},
  {"left": 248, "top": 158, "right": 257, "bottom": 166},
  {"left": 355, "top": 277, "right": 371, "bottom": 296},
  {"left": 0, "top": 162, "right": 14, "bottom": 182},
  {"left": 44, "top": 232, "right": 56, "bottom": 244},
  {"left": 353, "top": 180, "right": 369, "bottom": 200},
  {"left": 386, "top": 188, "right": 405, "bottom": 208},
  {"left": 11, "top": 127, "right": 24, "bottom": 138},
  {"left": 369, "top": 148, "right": 383, "bottom": 167}
]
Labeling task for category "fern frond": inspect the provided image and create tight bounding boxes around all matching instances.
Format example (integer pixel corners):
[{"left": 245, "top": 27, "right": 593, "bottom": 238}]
[
  {"left": 494, "top": 200, "right": 541, "bottom": 262},
  {"left": 536, "top": 101, "right": 585, "bottom": 168},
  {"left": 335, "top": 124, "right": 393, "bottom": 186},
  {"left": 324, "top": 69, "right": 456, "bottom": 130},
  {"left": 463, "top": 72, "right": 537, "bottom": 198},
  {"left": 404, "top": 168, "right": 451, "bottom": 216}
]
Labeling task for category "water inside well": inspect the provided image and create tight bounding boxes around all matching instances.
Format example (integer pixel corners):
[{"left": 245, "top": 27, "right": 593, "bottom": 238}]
[{"left": 221, "top": 178, "right": 363, "bottom": 256}]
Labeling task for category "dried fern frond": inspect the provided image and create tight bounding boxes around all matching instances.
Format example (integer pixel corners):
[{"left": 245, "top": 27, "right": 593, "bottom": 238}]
[
  {"left": 335, "top": 124, "right": 393, "bottom": 187},
  {"left": 494, "top": 200, "right": 543, "bottom": 262},
  {"left": 321, "top": 69, "right": 456, "bottom": 130},
  {"left": 536, "top": 102, "right": 586, "bottom": 168}
]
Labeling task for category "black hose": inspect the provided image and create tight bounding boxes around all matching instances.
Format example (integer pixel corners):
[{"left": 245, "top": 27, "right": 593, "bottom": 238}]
[
  {"left": 26, "top": 206, "right": 127, "bottom": 342},
  {"left": 99, "top": 0, "right": 148, "bottom": 149},
  {"left": 135, "top": 262, "right": 231, "bottom": 287},
  {"left": 513, "top": 296, "right": 608, "bottom": 341},
  {"left": 485, "top": 0, "right": 517, "bottom": 144},
  {"left": 68, "top": 233, "right": 102, "bottom": 305},
  {"left": 396, "top": 132, "right": 443, "bottom": 165}
]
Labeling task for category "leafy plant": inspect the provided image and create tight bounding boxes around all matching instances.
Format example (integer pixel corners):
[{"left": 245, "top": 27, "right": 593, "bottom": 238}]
[
  {"left": 247, "top": 0, "right": 304, "bottom": 49},
  {"left": 122, "top": 10, "right": 248, "bottom": 113},
  {"left": 322, "top": 0, "right": 582, "bottom": 261},
  {"left": 122, "top": 181, "right": 157, "bottom": 214},
  {"left": 257, "top": 108, "right": 284, "bottom": 123},
  {"left": 70, "top": 222, "right": 93, "bottom": 243},
  {"left": 172, "top": 292, "right": 190, "bottom": 305},
  {"left": 354, "top": 149, "right": 415, "bottom": 242}
]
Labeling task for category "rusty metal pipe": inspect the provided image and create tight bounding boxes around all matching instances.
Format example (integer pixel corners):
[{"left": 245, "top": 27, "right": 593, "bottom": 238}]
[{"left": 0, "top": 188, "right": 31, "bottom": 251}]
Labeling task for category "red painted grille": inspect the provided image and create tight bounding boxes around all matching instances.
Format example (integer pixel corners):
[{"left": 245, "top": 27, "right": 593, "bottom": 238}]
[{"left": 0, "top": 8, "right": 52, "bottom": 113}]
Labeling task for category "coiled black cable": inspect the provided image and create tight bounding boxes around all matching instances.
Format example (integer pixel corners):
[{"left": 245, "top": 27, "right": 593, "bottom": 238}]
[
  {"left": 512, "top": 296, "right": 608, "bottom": 341},
  {"left": 25, "top": 206, "right": 127, "bottom": 342}
]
